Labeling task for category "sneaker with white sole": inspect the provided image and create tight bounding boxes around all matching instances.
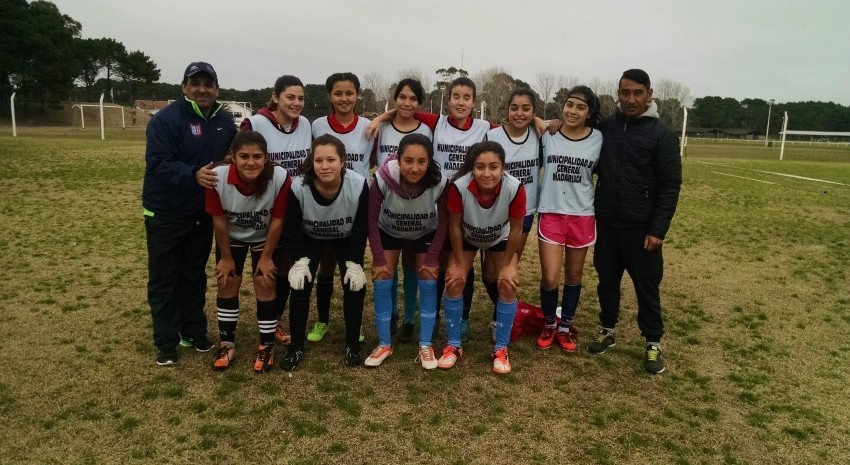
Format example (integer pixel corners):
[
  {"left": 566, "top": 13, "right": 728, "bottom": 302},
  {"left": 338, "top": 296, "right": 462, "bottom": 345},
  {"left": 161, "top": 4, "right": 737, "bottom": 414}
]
[
  {"left": 416, "top": 345, "right": 438, "bottom": 370},
  {"left": 437, "top": 345, "right": 463, "bottom": 370},
  {"left": 364, "top": 345, "right": 393, "bottom": 367},
  {"left": 645, "top": 345, "right": 666, "bottom": 374},
  {"left": 492, "top": 347, "right": 511, "bottom": 374}
]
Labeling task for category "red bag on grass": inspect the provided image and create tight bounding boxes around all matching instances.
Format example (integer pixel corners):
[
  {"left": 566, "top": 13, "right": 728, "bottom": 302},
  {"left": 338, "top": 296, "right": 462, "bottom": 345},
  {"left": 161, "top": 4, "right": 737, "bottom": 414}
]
[{"left": 511, "top": 300, "right": 578, "bottom": 341}]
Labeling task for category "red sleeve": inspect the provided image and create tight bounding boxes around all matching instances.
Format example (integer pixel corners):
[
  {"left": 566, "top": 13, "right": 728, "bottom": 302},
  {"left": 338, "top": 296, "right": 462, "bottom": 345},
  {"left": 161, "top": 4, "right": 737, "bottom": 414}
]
[
  {"left": 489, "top": 121, "right": 499, "bottom": 129},
  {"left": 508, "top": 185, "right": 526, "bottom": 219},
  {"left": 239, "top": 118, "right": 252, "bottom": 131},
  {"left": 446, "top": 184, "right": 463, "bottom": 214},
  {"left": 270, "top": 176, "right": 292, "bottom": 218},
  {"left": 413, "top": 111, "right": 440, "bottom": 131},
  {"left": 205, "top": 187, "right": 224, "bottom": 216}
]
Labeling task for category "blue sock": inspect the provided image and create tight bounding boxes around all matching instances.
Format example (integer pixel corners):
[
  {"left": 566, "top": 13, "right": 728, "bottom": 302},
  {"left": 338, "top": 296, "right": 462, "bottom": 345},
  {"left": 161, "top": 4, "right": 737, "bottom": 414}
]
[
  {"left": 418, "top": 279, "right": 437, "bottom": 346},
  {"left": 560, "top": 283, "right": 581, "bottom": 328},
  {"left": 540, "top": 287, "right": 559, "bottom": 325},
  {"left": 373, "top": 279, "right": 394, "bottom": 346},
  {"left": 443, "top": 294, "right": 463, "bottom": 348},
  {"left": 390, "top": 270, "right": 399, "bottom": 318},
  {"left": 403, "top": 268, "right": 418, "bottom": 324},
  {"left": 495, "top": 299, "right": 518, "bottom": 350}
]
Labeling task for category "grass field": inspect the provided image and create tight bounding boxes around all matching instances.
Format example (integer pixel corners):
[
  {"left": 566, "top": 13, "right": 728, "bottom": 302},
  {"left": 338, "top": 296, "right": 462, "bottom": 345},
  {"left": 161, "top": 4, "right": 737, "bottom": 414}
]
[{"left": 0, "top": 128, "right": 848, "bottom": 464}]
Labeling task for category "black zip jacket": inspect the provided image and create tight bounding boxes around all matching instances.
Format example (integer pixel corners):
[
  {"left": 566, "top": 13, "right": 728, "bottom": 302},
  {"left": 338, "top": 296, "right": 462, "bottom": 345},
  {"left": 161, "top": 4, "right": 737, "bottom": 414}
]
[{"left": 594, "top": 102, "right": 682, "bottom": 239}]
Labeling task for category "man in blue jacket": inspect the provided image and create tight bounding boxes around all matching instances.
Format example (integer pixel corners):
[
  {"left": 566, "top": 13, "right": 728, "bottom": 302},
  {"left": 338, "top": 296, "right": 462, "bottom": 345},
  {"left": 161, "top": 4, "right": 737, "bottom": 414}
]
[
  {"left": 143, "top": 62, "right": 236, "bottom": 366},
  {"left": 588, "top": 69, "right": 682, "bottom": 374}
]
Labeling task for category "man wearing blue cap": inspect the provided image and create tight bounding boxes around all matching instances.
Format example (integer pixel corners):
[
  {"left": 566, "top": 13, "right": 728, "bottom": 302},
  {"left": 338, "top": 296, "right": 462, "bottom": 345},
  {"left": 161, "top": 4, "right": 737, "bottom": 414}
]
[
  {"left": 588, "top": 69, "right": 682, "bottom": 374},
  {"left": 143, "top": 61, "right": 236, "bottom": 366}
]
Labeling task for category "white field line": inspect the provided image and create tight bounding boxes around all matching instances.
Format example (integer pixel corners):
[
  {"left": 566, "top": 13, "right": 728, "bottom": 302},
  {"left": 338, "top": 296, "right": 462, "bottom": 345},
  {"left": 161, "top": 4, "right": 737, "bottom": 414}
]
[
  {"left": 694, "top": 161, "right": 849, "bottom": 186},
  {"left": 711, "top": 172, "right": 777, "bottom": 184}
]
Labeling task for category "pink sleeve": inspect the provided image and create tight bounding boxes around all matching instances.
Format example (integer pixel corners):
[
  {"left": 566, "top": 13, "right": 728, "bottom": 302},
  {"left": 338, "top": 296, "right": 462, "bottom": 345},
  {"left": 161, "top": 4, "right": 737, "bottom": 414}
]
[
  {"left": 424, "top": 188, "right": 449, "bottom": 268},
  {"left": 367, "top": 181, "right": 387, "bottom": 268}
]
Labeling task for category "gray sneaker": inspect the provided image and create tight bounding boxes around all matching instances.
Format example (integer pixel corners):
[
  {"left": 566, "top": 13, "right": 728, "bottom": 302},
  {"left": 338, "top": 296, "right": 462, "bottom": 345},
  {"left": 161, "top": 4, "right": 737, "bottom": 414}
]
[
  {"left": 587, "top": 329, "right": 616, "bottom": 354},
  {"left": 644, "top": 345, "right": 665, "bottom": 374}
]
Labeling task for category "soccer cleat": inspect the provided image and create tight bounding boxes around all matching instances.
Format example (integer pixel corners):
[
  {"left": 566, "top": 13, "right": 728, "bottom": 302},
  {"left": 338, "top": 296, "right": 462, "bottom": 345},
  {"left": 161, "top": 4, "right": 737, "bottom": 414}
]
[
  {"left": 492, "top": 347, "right": 511, "bottom": 374},
  {"left": 253, "top": 344, "right": 275, "bottom": 373},
  {"left": 437, "top": 345, "right": 463, "bottom": 370},
  {"left": 587, "top": 329, "right": 616, "bottom": 355},
  {"left": 537, "top": 325, "right": 558, "bottom": 349},
  {"left": 306, "top": 322, "right": 329, "bottom": 342},
  {"left": 364, "top": 345, "right": 393, "bottom": 367},
  {"left": 397, "top": 322, "right": 415, "bottom": 343},
  {"left": 359, "top": 325, "right": 366, "bottom": 343},
  {"left": 274, "top": 324, "right": 291, "bottom": 345},
  {"left": 416, "top": 345, "right": 438, "bottom": 370},
  {"left": 281, "top": 346, "right": 305, "bottom": 372},
  {"left": 555, "top": 330, "right": 577, "bottom": 352},
  {"left": 460, "top": 319, "right": 471, "bottom": 342},
  {"left": 344, "top": 345, "right": 362, "bottom": 367},
  {"left": 645, "top": 345, "right": 666, "bottom": 374},
  {"left": 156, "top": 350, "right": 177, "bottom": 366},
  {"left": 212, "top": 343, "right": 236, "bottom": 370}
]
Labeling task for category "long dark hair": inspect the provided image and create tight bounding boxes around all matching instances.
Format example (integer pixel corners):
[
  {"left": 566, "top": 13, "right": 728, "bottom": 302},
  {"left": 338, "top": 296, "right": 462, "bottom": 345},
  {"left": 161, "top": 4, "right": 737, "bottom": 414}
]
[
  {"left": 267, "top": 75, "right": 304, "bottom": 110},
  {"left": 451, "top": 140, "right": 506, "bottom": 184},
  {"left": 229, "top": 131, "right": 274, "bottom": 197},
  {"left": 301, "top": 134, "right": 347, "bottom": 185},
  {"left": 397, "top": 133, "right": 441, "bottom": 188},
  {"left": 564, "top": 85, "right": 602, "bottom": 129}
]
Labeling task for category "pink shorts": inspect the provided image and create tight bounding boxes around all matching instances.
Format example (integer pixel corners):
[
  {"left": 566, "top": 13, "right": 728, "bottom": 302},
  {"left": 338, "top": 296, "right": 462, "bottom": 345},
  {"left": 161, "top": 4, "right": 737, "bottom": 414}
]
[{"left": 538, "top": 213, "right": 596, "bottom": 248}]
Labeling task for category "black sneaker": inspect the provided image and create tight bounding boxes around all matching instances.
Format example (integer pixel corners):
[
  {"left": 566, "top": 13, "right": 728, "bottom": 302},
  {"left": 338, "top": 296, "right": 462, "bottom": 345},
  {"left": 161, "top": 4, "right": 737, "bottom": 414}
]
[
  {"left": 156, "top": 350, "right": 177, "bottom": 366},
  {"left": 587, "top": 329, "right": 616, "bottom": 354},
  {"left": 281, "top": 346, "right": 305, "bottom": 372},
  {"left": 179, "top": 336, "right": 215, "bottom": 352},
  {"left": 397, "top": 322, "right": 415, "bottom": 344},
  {"left": 344, "top": 345, "right": 362, "bottom": 367},
  {"left": 645, "top": 345, "right": 666, "bottom": 374}
]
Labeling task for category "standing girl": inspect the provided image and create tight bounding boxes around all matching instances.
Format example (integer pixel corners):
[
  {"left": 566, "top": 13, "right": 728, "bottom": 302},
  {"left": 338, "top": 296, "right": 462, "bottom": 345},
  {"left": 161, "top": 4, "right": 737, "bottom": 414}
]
[
  {"left": 205, "top": 131, "right": 291, "bottom": 372},
  {"left": 282, "top": 134, "right": 369, "bottom": 370},
  {"left": 441, "top": 141, "right": 526, "bottom": 374},
  {"left": 484, "top": 88, "right": 541, "bottom": 335},
  {"left": 374, "top": 79, "right": 434, "bottom": 342},
  {"left": 308, "top": 72, "right": 376, "bottom": 343},
  {"left": 366, "top": 133, "right": 448, "bottom": 368},
  {"left": 241, "top": 75, "right": 312, "bottom": 344},
  {"left": 535, "top": 86, "right": 602, "bottom": 352}
]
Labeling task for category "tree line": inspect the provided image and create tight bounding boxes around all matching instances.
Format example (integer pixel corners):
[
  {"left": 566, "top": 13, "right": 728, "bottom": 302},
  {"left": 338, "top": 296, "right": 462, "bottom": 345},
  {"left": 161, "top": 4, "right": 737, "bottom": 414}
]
[
  {"left": 3, "top": 0, "right": 848, "bottom": 134},
  {"left": 1, "top": 0, "right": 160, "bottom": 115}
]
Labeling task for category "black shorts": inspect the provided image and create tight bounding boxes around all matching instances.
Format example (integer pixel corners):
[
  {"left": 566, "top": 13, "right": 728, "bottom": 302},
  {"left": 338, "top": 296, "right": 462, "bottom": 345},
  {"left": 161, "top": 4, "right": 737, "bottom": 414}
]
[
  {"left": 215, "top": 240, "right": 279, "bottom": 277},
  {"left": 379, "top": 229, "right": 435, "bottom": 254},
  {"left": 462, "top": 239, "right": 507, "bottom": 252},
  {"left": 522, "top": 214, "right": 534, "bottom": 233}
]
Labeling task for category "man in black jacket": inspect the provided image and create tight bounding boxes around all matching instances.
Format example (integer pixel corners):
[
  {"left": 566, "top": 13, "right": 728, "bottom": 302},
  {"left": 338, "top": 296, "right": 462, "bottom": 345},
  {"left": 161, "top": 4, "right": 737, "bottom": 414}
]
[
  {"left": 143, "top": 62, "right": 236, "bottom": 366},
  {"left": 587, "top": 69, "right": 682, "bottom": 374}
]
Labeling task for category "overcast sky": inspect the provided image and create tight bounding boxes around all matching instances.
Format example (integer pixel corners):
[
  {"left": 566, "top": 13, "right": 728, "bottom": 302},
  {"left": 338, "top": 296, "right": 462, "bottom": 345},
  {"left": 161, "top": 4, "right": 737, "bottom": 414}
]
[{"left": 52, "top": 0, "right": 850, "bottom": 106}]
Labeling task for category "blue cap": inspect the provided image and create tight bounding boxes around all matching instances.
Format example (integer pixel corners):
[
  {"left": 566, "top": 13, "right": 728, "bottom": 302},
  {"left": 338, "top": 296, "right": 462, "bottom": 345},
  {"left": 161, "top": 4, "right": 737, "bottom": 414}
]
[{"left": 183, "top": 62, "right": 218, "bottom": 82}]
